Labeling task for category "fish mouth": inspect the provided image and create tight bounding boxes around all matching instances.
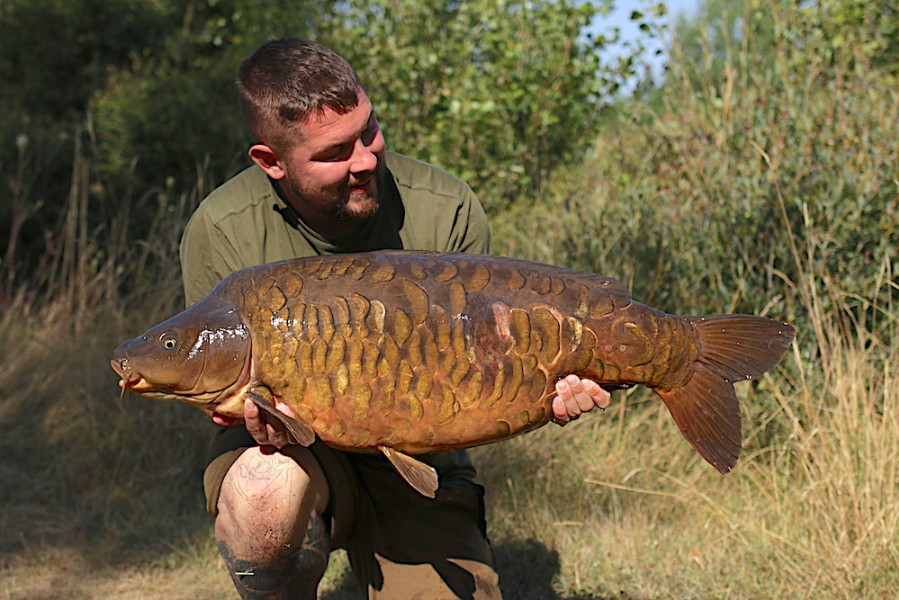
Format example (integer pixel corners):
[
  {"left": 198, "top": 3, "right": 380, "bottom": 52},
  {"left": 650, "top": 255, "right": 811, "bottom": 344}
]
[
  {"left": 110, "top": 356, "right": 166, "bottom": 397},
  {"left": 110, "top": 357, "right": 143, "bottom": 397}
]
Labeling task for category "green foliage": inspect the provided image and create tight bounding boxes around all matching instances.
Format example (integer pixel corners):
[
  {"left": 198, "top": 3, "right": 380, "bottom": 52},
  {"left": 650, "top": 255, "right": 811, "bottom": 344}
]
[
  {"left": 0, "top": 0, "right": 167, "bottom": 120},
  {"left": 796, "top": 0, "right": 899, "bottom": 75},
  {"left": 1, "top": 0, "right": 332, "bottom": 294},
  {"left": 2, "top": 2, "right": 899, "bottom": 597},
  {"left": 671, "top": 0, "right": 899, "bottom": 85},
  {"left": 89, "top": 0, "right": 332, "bottom": 192},
  {"left": 0, "top": 0, "right": 168, "bottom": 292},
  {"left": 3, "top": 0, "right": 630, "bottom": 293},
  {"left": 318, "top": 0, "right": 638, "bottom": 213},
  {"left": 486, "top": 6, "right": 899, "bottom": 595},
  {"left": 495, "top": 0, "right": 898, "bottom": 339},
  {"left": 670, "top": 0, "right": 776, "bottom": 83},
  {"left": 90, "top": 46, "right": 248, "bottom": 187}
]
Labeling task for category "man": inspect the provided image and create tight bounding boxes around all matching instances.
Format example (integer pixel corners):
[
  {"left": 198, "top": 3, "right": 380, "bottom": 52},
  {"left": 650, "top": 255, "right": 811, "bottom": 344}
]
[{"left": 180, "top": 38, "right": 609, "bottom": 599}]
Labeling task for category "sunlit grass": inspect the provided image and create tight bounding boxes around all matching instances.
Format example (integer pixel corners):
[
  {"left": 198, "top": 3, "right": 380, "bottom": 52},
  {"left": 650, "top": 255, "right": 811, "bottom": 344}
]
[
  {"left": 473, "top": 262, "right": 897, "bottom": 598},
  {"left": 483, "top": 3, "right": 897, "bottom": 597}
]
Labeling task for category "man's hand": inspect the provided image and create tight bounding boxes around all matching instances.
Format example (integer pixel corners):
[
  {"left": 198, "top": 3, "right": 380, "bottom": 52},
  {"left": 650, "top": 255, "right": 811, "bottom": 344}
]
[
  {"left": 243, "top": 399, "right": 299, "bottom": 449},
  {"left": 552, "top": 375, "right": 611, "bottom": 425},
  {"left": 209, "top": 399, "right": 297, "bottom": 450}
]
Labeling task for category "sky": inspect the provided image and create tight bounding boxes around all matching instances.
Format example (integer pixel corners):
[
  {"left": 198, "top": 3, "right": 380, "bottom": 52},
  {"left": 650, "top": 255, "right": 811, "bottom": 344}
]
[
  {"left": 589, "top": 0, "right": 701, "bottom": 85},
  {"left": 593, "top": 0, "right": 700, "bottom": 43}
]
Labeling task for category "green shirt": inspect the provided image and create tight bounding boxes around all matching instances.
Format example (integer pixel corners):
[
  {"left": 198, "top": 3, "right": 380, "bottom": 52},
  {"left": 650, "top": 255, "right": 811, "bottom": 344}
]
[{"left": 180, "top": 151, "right": 491, "bottom": 305}]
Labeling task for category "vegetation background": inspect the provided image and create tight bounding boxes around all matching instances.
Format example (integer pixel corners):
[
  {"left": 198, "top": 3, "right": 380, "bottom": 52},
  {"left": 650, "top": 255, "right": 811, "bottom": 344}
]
[{"left": 1, "top": 0, "right": 896, "bottom": 598}]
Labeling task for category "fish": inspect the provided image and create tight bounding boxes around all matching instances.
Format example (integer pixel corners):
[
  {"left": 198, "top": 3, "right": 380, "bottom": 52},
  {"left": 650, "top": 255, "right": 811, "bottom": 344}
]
[{"left": 111, "top": 250, "right": 795, "bottom": 497}]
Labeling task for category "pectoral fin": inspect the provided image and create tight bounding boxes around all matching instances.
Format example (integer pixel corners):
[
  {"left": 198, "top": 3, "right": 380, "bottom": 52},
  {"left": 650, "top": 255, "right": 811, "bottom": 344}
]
[
  {"left": 246, "top": 389, "right": 315, "bottom": 447},
  {"left": 379, "top": 446, "right": 439, "bottom": 498}
]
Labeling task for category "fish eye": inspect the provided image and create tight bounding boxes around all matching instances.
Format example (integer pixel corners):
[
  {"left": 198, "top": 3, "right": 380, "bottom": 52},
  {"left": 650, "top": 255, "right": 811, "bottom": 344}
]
[{"left": 160, "top": 333, "right": 178, "bottom": 350}]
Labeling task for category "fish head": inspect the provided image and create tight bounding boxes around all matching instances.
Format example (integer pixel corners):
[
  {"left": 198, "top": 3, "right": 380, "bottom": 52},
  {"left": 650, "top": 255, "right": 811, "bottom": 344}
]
[{"left": 110, "top": 297, "right": 251, "bottom": 411}]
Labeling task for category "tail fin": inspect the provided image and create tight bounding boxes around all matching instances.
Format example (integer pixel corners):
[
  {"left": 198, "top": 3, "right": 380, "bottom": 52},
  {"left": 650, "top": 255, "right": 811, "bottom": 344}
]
[{"left": 655, "top": 315, "right": 795, "bottom": 474}]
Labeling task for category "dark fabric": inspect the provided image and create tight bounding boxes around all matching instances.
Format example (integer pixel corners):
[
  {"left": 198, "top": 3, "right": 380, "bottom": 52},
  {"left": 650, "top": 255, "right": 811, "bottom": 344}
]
[{"left": 203, "top": 426, "right": 499, "bottom": 598}]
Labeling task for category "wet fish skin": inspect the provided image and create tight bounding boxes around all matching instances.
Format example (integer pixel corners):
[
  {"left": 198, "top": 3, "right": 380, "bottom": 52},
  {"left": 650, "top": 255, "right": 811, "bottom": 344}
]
[{"left": 111, "top": 251, "right": 795, "bottom": 497}]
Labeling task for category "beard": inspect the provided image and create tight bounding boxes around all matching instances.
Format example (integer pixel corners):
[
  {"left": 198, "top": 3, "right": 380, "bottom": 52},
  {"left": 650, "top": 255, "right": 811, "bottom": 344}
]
[
  {"left": 285, "top": 162, "right": 384, "bottom": 225},
  {"left": 333, "top": 187, "right": 380, "bottom": 222}
]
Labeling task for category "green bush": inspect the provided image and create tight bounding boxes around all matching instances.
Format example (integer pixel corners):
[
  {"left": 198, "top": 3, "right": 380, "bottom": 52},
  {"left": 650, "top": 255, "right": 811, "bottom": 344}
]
[
  {"left": 495, "top": 1, "right": 898, "bottom": 335},
  {"left": 320, "top": 0, "right": 645, "bottom": 213}
]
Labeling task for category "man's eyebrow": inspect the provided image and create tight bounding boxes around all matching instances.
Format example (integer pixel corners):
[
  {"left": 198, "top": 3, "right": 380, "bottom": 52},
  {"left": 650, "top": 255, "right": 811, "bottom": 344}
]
[{"left": 312, "top": 109, "right": 376, "bottom": 154}]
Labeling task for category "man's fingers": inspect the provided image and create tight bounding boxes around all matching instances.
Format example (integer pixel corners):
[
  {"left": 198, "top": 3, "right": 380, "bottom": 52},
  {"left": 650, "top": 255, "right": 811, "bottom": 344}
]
[
  {"left": 551, "top": 395, "right": 571, "bottom": 424},
  {"left": 265, "top": 421, "right": 287, "bottom": 445},
  {"left": 243, "top": 398, "right": 263, "bottom": 436},
  {"left": 583, "top": 379, "right": 612, "bottom": 409},
  {"left": 244, "top": 398, "right": 290, "bottom": 448},
  {"left": 244, "top": 397, "right": 260, "bottom": 420},
  {"left": 211, "top": 412, "right": 239, "bottom": 427},
  {"left": 553, "top": 377, "right": 581, "bottom": 425},
  {"left": 552, "top": 375, "right": 614, "bottom": 426},
  {"left": 557, "top": 374, "right": 592, "bottom": 412}
]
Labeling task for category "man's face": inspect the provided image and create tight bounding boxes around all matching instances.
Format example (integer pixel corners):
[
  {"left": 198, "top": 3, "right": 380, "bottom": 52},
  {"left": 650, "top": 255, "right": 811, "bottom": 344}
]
[{"left": 276, "top": 91, "right": 387, "bottom": 231}]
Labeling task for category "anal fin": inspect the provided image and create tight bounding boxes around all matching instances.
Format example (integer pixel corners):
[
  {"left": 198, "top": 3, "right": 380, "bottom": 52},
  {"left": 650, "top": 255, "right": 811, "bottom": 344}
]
[{"left": 379, "top": 446, "right": 439, "bottom": 498}]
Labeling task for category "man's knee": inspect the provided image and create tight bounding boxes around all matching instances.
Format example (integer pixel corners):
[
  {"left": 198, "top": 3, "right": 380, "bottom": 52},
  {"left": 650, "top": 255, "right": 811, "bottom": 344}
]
[{"left": 216, "top": 446, "right": 329, "bottom": 558}]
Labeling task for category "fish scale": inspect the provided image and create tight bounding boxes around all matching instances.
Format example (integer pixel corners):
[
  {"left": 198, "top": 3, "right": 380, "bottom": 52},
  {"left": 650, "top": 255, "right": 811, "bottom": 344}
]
[
  {"left": 111, "top": 250, "right": 795, "bottom": 498},
  {"left": 245, "top": 255, "right": 591, "bottom": 448}
]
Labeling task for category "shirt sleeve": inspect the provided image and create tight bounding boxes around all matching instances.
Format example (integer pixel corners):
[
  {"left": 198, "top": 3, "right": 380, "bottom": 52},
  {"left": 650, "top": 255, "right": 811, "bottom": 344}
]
[
  {"left": 179, "top": 205, "right": 243, "bottom": 307},
  {"left": 454, "top": 187, "right": 493, "bottom": 255}
]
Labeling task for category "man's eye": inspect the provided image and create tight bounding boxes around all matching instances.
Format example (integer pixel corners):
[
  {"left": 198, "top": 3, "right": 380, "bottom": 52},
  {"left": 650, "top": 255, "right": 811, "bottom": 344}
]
[
  {"left": 319, "top": 145, "right": 349, "bottom": 162},
  {"left": 362, "top": 122, "right": 380, "bottom": 146}
]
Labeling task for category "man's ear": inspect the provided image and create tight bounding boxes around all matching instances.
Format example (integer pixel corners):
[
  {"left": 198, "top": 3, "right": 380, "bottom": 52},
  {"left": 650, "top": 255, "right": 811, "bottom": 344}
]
[{"left": 248, "top": 144, "right": 285, "bottom": 179}]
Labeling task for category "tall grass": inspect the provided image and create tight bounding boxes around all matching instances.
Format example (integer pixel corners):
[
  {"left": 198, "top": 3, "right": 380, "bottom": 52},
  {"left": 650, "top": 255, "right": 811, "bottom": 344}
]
[
  {"left": 0, "top": 136, "right": 231, "bottom": 597},
  {"left": 483, "top": 2, "right": 898, "bottom": 598},
  {"left": 473, "top": 258, "right": 896, "bottom": 597},
  {"left": 0, "top": 135, "right": 356, "bottom": 599},
  {"left": 495, "top": 5, "right": 897, "bottom": 331}
]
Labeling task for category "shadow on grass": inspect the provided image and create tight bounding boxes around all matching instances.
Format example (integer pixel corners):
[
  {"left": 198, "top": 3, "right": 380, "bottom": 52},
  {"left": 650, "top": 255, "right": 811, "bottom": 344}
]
[
  {"left": 495, "top": 538, "right": 638, "bottom": 600},
  {"left": 318, "top": 539, "right": 638, "bottom": 600},
  {"left": 0, "top": 369, "right": 217, "bottom": 568}
]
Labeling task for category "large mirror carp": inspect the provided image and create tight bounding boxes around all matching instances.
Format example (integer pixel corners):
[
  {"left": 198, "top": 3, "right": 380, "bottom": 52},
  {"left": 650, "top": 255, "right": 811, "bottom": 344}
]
[{"left": 111, "top": 251, "right": 795, "bottom": 497}]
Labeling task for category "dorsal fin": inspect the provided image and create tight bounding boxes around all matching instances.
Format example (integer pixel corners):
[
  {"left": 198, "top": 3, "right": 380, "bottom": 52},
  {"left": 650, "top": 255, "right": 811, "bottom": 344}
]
[{"left": 379, "top": 446, "right": 439, "bottom": 498}]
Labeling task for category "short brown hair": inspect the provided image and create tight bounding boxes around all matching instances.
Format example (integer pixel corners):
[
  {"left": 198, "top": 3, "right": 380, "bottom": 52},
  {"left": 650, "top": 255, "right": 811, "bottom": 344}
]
[{"left": 237, "top": 38, "right": 362, "bottom": 153}]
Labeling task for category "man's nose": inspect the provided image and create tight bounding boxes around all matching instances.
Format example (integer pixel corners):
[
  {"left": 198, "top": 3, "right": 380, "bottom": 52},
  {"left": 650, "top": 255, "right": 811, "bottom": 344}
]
[{"left": 349, "top": 135, "right": 382, "bottom": 173}]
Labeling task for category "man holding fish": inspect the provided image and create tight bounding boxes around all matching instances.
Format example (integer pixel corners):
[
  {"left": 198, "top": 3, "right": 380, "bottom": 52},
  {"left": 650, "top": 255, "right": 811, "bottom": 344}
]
[{"left": 180, "top": 38, "right": 610, "bottom": 599}]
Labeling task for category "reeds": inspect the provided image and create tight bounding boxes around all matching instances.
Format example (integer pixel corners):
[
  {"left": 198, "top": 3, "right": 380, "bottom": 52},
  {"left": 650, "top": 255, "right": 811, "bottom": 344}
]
[{"left": 0, "top": 127, "right": 230, "bottom": 597}]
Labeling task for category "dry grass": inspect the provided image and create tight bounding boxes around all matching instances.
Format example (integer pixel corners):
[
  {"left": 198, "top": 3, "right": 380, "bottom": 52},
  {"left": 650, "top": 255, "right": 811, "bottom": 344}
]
[
  {"left": 479, "top": 10, "right": 898, "bottom": 594},
  {"left": 471, "top": 261, "right": 898, "bottom": 599},
  {"left": 2, "top": 154, "right": 896, "bottom": 600}
]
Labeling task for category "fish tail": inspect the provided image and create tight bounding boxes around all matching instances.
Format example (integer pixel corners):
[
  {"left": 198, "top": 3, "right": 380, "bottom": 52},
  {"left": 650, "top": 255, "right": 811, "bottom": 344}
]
[{"left": 654, "top": 315, "right": 795, "bottom": 474}]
